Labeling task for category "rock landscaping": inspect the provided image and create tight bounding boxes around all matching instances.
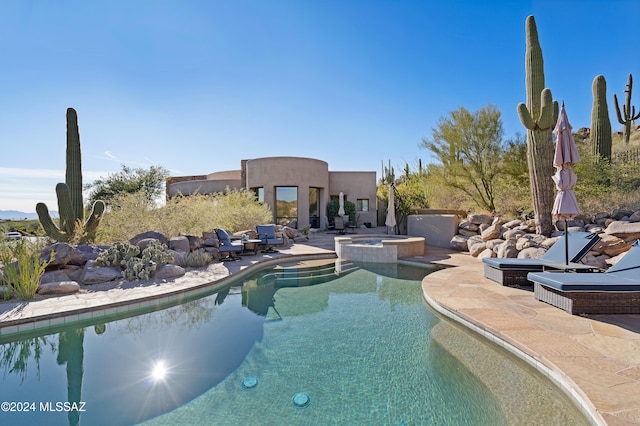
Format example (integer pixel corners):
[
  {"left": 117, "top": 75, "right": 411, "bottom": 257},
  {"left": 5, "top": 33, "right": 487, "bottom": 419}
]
[
  {"left": 450, "top": 209, "right": 640, "bottom": 269},
  {"left": 1, "top": 225, "right": 308, "bottom": 299}
]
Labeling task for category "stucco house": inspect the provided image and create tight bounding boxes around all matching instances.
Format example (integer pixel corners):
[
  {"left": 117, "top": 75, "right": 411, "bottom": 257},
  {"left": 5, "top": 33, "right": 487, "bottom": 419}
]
[{"left": 166, "top": 156, "right": 378, "bottom": 230}]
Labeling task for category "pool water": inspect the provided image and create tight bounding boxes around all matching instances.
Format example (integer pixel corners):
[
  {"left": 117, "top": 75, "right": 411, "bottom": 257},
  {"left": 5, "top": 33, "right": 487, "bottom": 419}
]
[{"left": 0, "top": 260, "right": 588, "bottom": 425}]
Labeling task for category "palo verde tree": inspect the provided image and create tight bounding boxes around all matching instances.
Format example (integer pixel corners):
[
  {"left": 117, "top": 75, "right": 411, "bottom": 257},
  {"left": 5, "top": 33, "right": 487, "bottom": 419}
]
[
  {"left": 420, "top": 104, "right": 505, "bottom": 212},
  {"left": 85, "top": 164, "right": 171, "bottom": 207}
]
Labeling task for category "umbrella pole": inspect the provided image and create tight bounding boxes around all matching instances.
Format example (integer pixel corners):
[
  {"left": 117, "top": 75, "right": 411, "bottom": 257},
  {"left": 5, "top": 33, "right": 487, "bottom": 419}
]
[{"left": 565, "top": 219, "right": 569, "bottom": 265}]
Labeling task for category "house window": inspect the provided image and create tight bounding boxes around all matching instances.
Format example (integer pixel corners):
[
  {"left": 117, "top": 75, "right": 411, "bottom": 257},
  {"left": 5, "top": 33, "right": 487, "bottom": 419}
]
[
  {"left": 357, "top": 199, "right": 369, "bottom": 212},
  {"left": 253, "top": 187, "right": 264, "bottom": 203},
  {"left": 276, "top": 186, "right": 298, "bottom": 228}
]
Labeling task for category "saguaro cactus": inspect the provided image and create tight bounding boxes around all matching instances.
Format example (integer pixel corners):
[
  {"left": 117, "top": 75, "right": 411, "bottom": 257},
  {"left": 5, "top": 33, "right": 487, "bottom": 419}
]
[
  {"left": 36, "top": 108, "right": 105, "bottom": 243},
  {"left": 591, "top": 75, "right": 613, "bottom": 162},
  {"left": 613, "top": 73, "right": 639, "bottom": 144},
  {"left": 516, "top": 15, "right": 558, "bottom": 236}
]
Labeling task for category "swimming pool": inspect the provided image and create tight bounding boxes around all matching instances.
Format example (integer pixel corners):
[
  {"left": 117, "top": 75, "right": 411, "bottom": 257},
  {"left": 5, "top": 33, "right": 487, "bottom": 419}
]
[{"left": 0, "top": 259, "right": 588, "bottom": 425}]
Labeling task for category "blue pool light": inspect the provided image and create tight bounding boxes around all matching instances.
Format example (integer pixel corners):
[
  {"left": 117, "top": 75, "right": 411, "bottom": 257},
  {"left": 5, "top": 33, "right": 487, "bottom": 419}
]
[
  {"left": 241, "top": 377, "right": 258, "bottom": 389},
  {"left": 292, "top": 392, "right": 310, "bottom": 408}
]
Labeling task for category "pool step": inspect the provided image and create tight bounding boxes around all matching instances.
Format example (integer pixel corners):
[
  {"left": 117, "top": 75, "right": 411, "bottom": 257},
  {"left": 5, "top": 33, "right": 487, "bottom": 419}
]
[{"left": 258, "top": 261, "right": 359, "bottom": 287}]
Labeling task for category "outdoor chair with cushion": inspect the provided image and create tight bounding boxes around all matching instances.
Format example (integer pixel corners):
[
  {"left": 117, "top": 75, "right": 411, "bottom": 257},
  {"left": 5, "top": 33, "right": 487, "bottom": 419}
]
[
  {"left": 527, "top": 240, "right": 640, "bottom": 314},
  {"left": 256, "top": 224, "right": 285, "bottom": 253},
  {"left": 482, "top": 231, "right": 601, "bottom": 286},
  {"left": 334, "top": 216, "right": 346, "bottom": 235},
  {"left": 215, "top": 228, "right": 243, "bottom": 260}
]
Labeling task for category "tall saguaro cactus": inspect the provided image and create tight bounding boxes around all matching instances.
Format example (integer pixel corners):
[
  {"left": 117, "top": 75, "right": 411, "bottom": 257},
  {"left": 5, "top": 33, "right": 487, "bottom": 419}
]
[
  {"left": 591, "top": 75, "right": 613, "bottom": 162},
  {"left": 516, "top": 15, "right": 558, "bottom": 236},
  {"left": 36, "top": 108, "right": 105, "bottom": 243},
  {"left": 613, "top": 73, "right": 640, "bottom": 144}
]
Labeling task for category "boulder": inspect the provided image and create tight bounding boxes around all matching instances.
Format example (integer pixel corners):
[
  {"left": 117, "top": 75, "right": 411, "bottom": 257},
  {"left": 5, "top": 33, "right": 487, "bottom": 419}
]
[
  {"left": 169, "top": 236, "right": 191, "bottom": 253},
  {"left": 478, "top": 223, "right": 491, "bottom": 233},
  {"left": 182, "top": 234, "right": 203, "bottom": 251},
  {"left": 581, "top": 254, "right": 608, "bottom": 270},
  {"left": 459, "top": 221, "right": 479, "bottom": 232},
  {"left": 204, "top": 247, "right": 221, "bottom": 261},
  {"left": 503, "top": 219, "right": 523, "bottom": 229},
  {"left": 40, "top": 269, "right": 72, "bottom": 284},
  {"left": 629, "top": 211, "right": 640, "bottom": 223},
  {"left": 154, "top": 264, "right": 186, "bottom": 280},
  {"left": 458, "top": 228, "right": 478, "bottom": 237},
  {"left": 502, "top": 229, "right": 526, "bottom": 240},
  {"left": 202, "top": 237, "right": 220, "bottom": 248},
  {"left": 485, "top": 239, "right": 504, "bottom": 250},
  {"left": 450, "top": 235, "right": 469, "bottom": 251},
  {"left": 79, "top": 260, "right": 122, "bottom": 285},
  {"left": 129, "top": 231, "right": 169, "bottom": 247},
  {"left": 604, "top": 221, "right": 640, "bottom": 242},
  {"left": 66, "top": 245, "right": 104, "bottom": 266},
  {"left": 517, "top": 247, "right": 546, "bottom": 259},
  {"left": 37, "top": 280, "right": 80, "bottom": 295},
  {"left": 540, "top": 236, "right": 560, "bottom": 249},
  {"left": 40, "top": 242, "right": 75, "bottom": 268},
  {"left": 481, "top": 223, "right": 503, "bottom": 241},
  {"left": 594, "top": 234, "right": 633, "bottom": 256},
  {"left": 468, "top": 214, "right": 493, "bottom": 225},
  {"left": 496, "top": 239, "right": 518, "bottom": 258},
  {"left": 168, "top": 249, "right": 186, "bottom": 266},
  {"left": 136, "top": 237, "right": 160, "bottom": 252},
  {"left": 469, "top": 242, "right": 487, "bottom": 257},
  {"left": 516, "top": 234, "right": 545, "bottom": 251},
  {"left": 611, "top": 209, "right": 634, "bottom": 221},
  {"left": 202, "top": 231, "right": 217, "bottom": 240},
  {"left": 477, "top": 248, "right": 495, "bottom": 259},
  {"left": 466, "top": 235, "right": 483, "bottom": 250}
]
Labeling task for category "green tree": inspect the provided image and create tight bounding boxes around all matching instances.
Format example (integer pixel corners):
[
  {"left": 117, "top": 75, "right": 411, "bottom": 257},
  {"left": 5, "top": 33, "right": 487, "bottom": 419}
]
[
  {"left": 421, "top": 104, "right": 505, "bottom": 212},
  {"left": 85, "top": 165, "right": 170, "bottom": 207}
]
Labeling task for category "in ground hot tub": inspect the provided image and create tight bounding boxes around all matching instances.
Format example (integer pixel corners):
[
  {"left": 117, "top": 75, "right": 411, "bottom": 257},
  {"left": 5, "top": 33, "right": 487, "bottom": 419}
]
[{"left": 335, "top": 235, "right": 425, "bottom": 263}]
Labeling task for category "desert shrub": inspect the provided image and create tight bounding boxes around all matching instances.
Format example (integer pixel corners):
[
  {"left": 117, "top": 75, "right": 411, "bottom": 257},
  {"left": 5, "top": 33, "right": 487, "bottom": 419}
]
[
  {"left": 179, "top": 250, "right": 212, "bottom": 268},
  {"left": 327, "top": 198, "right": 356, "bottom": 222},
  {"left": 0, "top": 239, "right": 52, "bottom": 300},
  {"left": 95, "top": 189, "right": 272, "bottom": 245}
]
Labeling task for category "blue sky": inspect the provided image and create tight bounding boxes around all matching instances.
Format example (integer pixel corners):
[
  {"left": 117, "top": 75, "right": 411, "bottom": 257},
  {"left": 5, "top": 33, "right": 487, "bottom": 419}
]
[{"left": 1, "top": 0, "right": 638, "bottom": 212}]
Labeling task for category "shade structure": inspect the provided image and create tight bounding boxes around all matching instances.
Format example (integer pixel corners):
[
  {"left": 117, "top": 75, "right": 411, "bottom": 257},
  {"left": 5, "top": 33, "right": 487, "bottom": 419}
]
[
  {"left": 552, "top": 103, "right": 581, "bottom": 264},
  {"left": 385, "top": 185, "right": 396, "bottom": 234},
  {"left": 338, "top": 192, "right": 345, "bottom": 217}
]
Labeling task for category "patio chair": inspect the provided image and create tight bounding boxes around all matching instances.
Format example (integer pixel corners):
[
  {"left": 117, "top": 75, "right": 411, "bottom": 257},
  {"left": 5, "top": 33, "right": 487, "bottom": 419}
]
[
  {"left": 256, "top": 225, "right": 285, "bottom": 253},
  {"left": 482, "top": 231, "right": 601, "bottom": 286},
  {"left": 334, "top": 216, "right": 346, "bottom": 235},
  {"left": 215, "top": 228, "right": 243, "bottom": 260},
  {"left": 527, "top": 240, "right": 640, "bottom": 314}
]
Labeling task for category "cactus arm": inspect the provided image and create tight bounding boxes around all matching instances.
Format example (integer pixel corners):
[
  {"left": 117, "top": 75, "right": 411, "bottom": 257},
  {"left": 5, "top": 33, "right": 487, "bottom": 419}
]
[
  {"left": 36, "top": 202, "right": 66, "bottom": 241},
  {"left": 517, "top": 103, "right": 536, "bottom": 130},
  {"left": 613, "top": 93, "right": 625, "bottom": 124},
  {"left": 84, "top": 200, "right": 105, "bottom": 240},
  {"left": 538, "top": 89, "right": 555, "bottom": 130}
]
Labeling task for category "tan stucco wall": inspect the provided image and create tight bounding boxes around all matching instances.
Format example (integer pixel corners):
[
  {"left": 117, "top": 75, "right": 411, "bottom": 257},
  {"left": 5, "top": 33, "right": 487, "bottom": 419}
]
[
  {"left": 207, "top": 170, "right": 241, "bottom": 180},
  {"left": 328, "top": 171, "right": 377, "bottom": 226},
  {"left": 246, "top": 157, "right": 330, "bottom": 228}
]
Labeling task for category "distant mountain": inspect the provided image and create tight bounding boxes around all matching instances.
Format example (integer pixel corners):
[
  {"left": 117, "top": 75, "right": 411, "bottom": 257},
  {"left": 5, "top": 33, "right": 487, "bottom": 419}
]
[{"left": 0, "top": 210, "right": 59, "bottom": 220}]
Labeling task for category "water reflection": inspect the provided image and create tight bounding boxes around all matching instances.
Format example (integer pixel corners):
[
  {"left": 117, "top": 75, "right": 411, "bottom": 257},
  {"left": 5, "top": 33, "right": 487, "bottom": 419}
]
[{"left": 56, "top": 328, "right": 84, "bottom": 426}]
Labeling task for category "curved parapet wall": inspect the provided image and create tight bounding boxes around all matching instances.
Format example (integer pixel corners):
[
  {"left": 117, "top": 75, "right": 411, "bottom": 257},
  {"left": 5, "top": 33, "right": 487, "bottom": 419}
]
[{"left": 335, "top": 235, "right": 425, "bottom": 263}]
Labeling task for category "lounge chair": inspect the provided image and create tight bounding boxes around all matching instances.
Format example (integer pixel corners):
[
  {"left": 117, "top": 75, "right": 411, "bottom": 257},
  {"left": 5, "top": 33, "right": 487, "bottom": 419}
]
[
  {"left": 215, "top": 228, "right": 243, "bottom": 260},
  {"left": 482, "top": 231, "right": 601, "bottom": 286},
  {"left": 256, "top": 225, "right": 285, "bottom": 253},
  {"left": 527, "top": 240, "right": 640, "bottom": 314}
]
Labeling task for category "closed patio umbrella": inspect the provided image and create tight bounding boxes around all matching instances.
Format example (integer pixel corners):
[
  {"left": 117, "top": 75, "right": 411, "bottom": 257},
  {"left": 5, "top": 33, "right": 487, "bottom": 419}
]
[
  {"left": 338, "top": 192, "right": 345, "bottom": 217},
  {"left": 552, "top": 102, "right": 581, "bottom": 264},
  {"left": 385, "top": 185, "right": 396, "bottom": 234}
]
